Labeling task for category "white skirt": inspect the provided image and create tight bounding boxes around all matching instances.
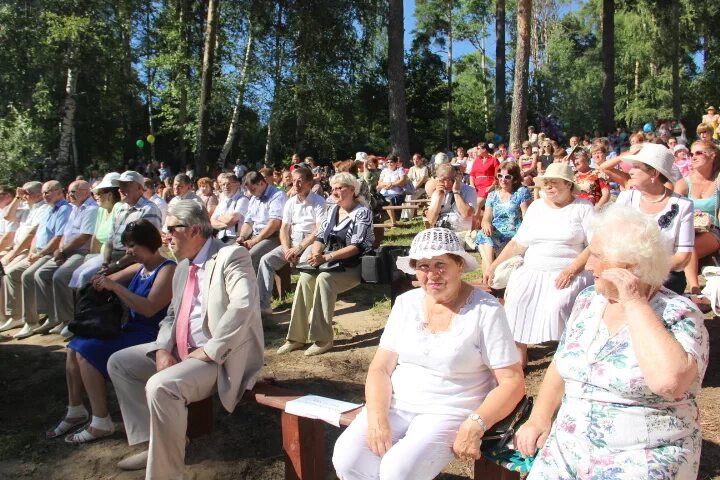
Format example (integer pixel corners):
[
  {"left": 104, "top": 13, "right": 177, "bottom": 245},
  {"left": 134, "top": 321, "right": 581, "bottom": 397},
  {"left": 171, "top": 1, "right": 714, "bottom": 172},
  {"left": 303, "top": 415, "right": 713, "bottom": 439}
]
[{"left": 504, "top": 265, "right": 593, "bottom": 344}]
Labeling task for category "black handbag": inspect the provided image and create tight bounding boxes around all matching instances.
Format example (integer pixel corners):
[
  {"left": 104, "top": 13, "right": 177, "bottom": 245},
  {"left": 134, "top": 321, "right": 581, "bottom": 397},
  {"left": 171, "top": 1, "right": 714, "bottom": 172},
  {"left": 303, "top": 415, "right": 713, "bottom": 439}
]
[
  {"left": 68, "top": 285, "right": 123, "bottom": 339},
  {"left": 480, "top": 395, "right": 534, "bottom": 454}
]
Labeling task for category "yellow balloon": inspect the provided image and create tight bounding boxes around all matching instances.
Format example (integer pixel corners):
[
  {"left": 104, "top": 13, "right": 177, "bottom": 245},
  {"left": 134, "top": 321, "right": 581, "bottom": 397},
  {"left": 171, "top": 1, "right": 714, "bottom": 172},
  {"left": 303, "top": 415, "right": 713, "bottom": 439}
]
[
  {"left": 485, "top": 131, "right": 495, "bottom": 142},
  {"left": 146, "top": 134, "right": 156, "bottom": 144}
]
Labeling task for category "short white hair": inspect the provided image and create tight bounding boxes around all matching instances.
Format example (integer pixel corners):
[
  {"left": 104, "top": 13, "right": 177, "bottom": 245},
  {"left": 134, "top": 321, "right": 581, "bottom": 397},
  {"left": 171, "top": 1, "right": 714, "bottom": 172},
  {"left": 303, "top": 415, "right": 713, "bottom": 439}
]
[
  {"left": 591, "top": 205, "right": 672, "bottom": 287},
  {"left": 167, "top": 200, "right": 213, "bottom": 237},
  {"left": 330, "top": 172, "right": 361, "bottom": 194}
]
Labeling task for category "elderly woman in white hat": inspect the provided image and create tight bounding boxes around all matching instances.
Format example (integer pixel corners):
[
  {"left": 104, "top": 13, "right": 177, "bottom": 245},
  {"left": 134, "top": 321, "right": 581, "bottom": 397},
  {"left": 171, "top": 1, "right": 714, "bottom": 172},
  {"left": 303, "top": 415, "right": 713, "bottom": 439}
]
[
  {"left": 67, "top": 173, "right": 123, "bottom": 291},
  {"left": 332, "top": 228, "right": 524, "bottom": 480},
  {"left": 615, "top": 142, "right": 694, "bottom": 294},
  {"left": 485, "top": 163, "right": 595, "bottom": 367}
]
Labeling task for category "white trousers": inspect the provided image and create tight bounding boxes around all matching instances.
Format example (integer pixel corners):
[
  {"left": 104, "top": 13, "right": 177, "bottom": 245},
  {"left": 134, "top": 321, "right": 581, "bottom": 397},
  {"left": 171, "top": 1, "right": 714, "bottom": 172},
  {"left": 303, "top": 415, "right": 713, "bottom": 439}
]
[{"left": 332, "top": 407, "right": 463, "bottom": 480}]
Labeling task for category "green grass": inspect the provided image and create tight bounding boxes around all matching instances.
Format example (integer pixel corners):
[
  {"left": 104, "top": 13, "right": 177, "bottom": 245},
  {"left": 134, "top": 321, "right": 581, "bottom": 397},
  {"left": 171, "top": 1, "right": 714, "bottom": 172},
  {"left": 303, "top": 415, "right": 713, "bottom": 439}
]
[{"left": 369, "top": 295, "right": 391, "bottom": 318}]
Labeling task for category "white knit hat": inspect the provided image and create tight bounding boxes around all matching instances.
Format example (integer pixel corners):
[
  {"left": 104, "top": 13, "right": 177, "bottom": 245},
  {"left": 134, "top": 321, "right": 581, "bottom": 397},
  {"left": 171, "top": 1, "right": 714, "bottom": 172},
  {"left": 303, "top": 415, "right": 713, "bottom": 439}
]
[{"left": 396, "top": 228, "right": 478, "bottom": 274}]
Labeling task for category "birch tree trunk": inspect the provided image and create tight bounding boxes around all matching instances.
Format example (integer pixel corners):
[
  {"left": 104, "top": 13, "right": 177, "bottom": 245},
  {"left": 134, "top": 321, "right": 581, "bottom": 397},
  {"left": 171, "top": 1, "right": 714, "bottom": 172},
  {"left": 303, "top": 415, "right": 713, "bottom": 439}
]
[
  {"left": 177, "top": 0, "right": 192, "bottom": 168},
  {"left": 57, "top": 66, "right": 78, "bottom": 182},
  {"left": 495, "top": 0, "right": 507, "bottom": 137},
  {"left": 218, "top": 26, "right": 254, "bottom": 167},
  {"left": 509, "top": 0, "right": 531, "bottom": 146},
  {"left": 670, "top": 0, "right": 681, "bottom": 120},
  {"left": 387, "top": 0, "right": 410, "bottom": 162},
  {"left": 195, "top": 0, "right": 220, "bottom": 176}
]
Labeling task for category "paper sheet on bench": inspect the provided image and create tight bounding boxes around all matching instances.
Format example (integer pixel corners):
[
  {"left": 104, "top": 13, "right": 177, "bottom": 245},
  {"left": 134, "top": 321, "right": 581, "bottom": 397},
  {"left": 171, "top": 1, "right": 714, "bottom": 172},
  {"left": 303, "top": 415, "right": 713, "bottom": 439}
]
[{"left": 284, "top": 395, "right": 362, "bottom": 427}]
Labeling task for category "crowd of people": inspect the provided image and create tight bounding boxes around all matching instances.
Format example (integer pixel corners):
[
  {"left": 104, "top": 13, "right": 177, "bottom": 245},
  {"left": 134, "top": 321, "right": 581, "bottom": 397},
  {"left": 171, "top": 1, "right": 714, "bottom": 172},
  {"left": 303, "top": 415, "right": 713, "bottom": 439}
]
[{"left": 0, "top": 113, "right": 716, "bottom": 479}]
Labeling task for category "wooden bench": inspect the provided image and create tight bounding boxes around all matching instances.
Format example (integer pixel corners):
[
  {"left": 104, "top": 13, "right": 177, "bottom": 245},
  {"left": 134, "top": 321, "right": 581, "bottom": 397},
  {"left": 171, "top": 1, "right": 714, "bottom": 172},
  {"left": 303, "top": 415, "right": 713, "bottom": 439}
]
[{"left": 244, "top": 382, "right": 520, "bottom": 480}]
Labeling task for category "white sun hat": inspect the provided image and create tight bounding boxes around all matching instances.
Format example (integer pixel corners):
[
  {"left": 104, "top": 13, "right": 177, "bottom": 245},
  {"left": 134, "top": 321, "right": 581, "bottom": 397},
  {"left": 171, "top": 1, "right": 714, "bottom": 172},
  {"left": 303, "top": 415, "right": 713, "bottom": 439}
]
[
  {"left": 396, "top": 228, "right": 479, "bottom": 274},
  {"left": 623, "top": 142, "right": 676, "bottom": 182},
  {"left": 92, "top": 172, "right": 121, "bottom": 192}
]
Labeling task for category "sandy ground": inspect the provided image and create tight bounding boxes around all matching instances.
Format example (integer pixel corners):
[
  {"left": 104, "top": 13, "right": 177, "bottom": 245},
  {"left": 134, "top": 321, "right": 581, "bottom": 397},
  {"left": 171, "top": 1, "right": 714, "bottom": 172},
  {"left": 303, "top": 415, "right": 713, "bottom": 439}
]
[{"left": 0, "top": 282, "right": 719, "bottom": 479}]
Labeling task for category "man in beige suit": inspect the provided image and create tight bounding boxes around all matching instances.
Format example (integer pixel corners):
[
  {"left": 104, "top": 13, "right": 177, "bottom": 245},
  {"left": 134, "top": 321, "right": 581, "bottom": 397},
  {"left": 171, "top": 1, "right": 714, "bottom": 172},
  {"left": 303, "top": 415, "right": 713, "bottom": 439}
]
[{"left": 107, "top": 200, "right": 264, "bottom": 479}]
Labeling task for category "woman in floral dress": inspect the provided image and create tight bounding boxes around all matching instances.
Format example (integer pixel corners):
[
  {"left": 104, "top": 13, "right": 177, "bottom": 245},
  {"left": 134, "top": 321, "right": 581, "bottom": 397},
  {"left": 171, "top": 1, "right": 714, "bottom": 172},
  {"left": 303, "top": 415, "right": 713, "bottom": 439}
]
[
  {"left": 515, "top": 206, "right": 709, "bottom": 479},
  {"left": 573, "top": 150, "right": 610, "bottom": 209},
  {"left": 475, "top": 161, "right": 531, "bottom": 274}
]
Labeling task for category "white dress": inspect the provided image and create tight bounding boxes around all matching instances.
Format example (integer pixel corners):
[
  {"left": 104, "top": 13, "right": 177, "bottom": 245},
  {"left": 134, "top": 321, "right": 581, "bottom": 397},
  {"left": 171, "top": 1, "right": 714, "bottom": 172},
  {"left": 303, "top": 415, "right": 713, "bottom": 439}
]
[{"left": 504, "top": 198, "right": 594, "bottom": 344}]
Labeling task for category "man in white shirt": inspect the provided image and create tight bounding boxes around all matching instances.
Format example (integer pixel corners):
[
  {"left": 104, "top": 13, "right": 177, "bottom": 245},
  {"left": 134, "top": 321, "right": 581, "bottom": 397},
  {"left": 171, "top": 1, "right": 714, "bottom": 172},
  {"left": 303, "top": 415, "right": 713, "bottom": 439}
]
[
  {"left": 211, "top": 173, "right": 249, "bottom": 243},
  {"left": 167, "top": 174, "right": 201, "bottom": 209},
  {"left": 143, "top": 178, "right": 168, "bottom": 224},
  {"left": 238, "top": 171, "right": 287, "bottom": 272},
  {"left": 108, "top": 200, "right": 263, "bottom": 479},
  {"left": 34, "top": 180, "right": 98, "bottom": 334},
  {"left": 257, "top": 168, "right": 326, "bottom": 315},
  {"left": 0, "top": 186, "right": 18, "bottom": 256}
]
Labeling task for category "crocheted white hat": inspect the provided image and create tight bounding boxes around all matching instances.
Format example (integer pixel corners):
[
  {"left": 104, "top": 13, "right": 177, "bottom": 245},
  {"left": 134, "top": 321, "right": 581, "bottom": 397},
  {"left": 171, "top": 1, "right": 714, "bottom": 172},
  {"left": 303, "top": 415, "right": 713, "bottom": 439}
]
[{"left": 396, "top": 228, "right": 479, "bottom": 274}]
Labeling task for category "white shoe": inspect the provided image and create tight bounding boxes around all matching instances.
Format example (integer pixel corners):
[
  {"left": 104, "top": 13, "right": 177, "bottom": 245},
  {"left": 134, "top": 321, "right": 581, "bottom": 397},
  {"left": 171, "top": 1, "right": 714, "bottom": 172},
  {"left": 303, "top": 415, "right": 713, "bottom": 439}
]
[
  {"left": 48, "top": 323, "right": 65, "bottom": 335},
  {"left": 304, "top": 341, "right": 334, "bottom": 356},
  {"left": 32, "top": 319, "right": 60, "bottom": 334},
  {"left": 0, "top": 318, "right": 23, "bottom": 332},
  {"left": 61, "top": 325, "right": 74, "bottom": 339},
  {"left": 13, "top": 324, "right": 36, "bottom": 340},
  {"left": 277, "top": 341, "right": 306, "bottom": 355}
]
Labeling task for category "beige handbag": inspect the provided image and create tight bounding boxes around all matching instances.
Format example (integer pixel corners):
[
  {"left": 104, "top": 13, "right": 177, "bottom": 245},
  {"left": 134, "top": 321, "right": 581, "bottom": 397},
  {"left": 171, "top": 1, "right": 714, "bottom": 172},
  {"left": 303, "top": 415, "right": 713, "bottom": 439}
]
[{"left": 491, "top": 255, "right": 524, "bottom": 289}]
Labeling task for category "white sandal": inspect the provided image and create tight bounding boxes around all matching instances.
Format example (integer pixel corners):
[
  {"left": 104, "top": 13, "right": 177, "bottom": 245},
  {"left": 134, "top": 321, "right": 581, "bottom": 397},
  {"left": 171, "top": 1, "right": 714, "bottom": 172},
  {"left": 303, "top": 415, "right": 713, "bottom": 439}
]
[
  {"left": 64, "top": 424, "right": 115, "bottom": 444},
  {"left": 46, "top": 415, "right": 89, "bottom": 440}
]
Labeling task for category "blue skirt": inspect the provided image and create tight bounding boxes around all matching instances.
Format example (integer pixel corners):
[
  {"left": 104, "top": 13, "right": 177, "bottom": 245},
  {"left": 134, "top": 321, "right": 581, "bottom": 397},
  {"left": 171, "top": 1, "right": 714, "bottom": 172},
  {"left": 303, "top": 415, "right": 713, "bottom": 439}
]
[{"left": 68, "top": 324, "right": 158, "bottom": 378}]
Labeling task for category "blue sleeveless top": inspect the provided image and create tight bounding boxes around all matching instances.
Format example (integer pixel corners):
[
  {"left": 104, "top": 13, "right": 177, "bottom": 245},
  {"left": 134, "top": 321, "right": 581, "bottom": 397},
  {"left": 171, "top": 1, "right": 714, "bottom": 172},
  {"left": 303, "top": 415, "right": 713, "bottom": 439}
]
[
  {"left": 686, "top": 177, "right": 719, "bottom": 226},
  {"left": 124, "top": 259, "right": 176, "bottom": 336}
]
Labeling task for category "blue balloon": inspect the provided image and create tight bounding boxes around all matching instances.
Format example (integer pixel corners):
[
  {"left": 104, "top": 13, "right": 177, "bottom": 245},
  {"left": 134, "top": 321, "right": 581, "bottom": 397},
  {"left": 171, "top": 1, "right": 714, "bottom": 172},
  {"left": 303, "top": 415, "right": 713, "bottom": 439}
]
[
  {"left": 494, "top": 134, "right": 503, "bottom": 143},
  {"left": 643, "top": 122, "right": 654, "bottom": 133}
]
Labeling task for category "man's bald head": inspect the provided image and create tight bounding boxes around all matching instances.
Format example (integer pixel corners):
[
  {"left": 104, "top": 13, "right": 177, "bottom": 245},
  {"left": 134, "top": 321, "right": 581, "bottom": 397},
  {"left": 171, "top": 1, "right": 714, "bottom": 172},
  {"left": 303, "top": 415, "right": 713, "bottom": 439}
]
[{"left": 68, "top": 180, "right": 92, "bottom": 205}]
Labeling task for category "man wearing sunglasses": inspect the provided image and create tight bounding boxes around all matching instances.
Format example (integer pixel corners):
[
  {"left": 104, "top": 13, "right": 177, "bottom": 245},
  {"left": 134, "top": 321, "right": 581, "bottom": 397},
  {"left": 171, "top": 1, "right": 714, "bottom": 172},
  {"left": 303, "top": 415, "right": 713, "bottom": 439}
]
[
  {"left": 108, "top": 200, "right": 263, "bottom": 479},
  {"left": 4, "top": 180, "right": 71, "bottom": 339}
]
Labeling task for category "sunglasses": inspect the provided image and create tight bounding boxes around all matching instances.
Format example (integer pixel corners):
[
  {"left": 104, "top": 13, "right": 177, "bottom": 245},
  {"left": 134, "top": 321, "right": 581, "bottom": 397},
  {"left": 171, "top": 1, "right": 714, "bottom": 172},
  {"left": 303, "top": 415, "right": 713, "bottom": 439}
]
[
  {"left": 166, "top": 224, "right": 189, "bottom": 234},
  {"left": 496, "top": 173, "right": 513, "bottom": 181},
  {"left": 692, "top": 151, "right": 710, "bottom": 157}
]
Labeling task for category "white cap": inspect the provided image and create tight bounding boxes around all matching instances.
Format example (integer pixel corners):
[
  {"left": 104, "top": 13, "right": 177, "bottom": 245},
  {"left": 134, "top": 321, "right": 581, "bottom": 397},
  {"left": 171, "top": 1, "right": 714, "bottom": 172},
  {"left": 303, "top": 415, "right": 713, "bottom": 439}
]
[
  {"left": 92, "top": 172, "right": 121, "bottom": 192},
  {"left": 673, "top": 144, "right": 688, "bottom": 154},
  {"left": 117, "top": 170, "right": 144, "bottom": 185},
  {"left": 355, "top": 152, "right": 368, "bottom": 162},
  {"left": 396, "top": 228, "right": 478, "bottom": 274}
]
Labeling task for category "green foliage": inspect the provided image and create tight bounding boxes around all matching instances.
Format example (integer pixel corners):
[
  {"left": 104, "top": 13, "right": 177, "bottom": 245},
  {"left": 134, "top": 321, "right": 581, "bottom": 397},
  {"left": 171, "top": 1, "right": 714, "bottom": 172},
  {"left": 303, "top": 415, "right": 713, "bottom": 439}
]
[{"left": 0, "top": 106, "right": 43, "bottom": 185}]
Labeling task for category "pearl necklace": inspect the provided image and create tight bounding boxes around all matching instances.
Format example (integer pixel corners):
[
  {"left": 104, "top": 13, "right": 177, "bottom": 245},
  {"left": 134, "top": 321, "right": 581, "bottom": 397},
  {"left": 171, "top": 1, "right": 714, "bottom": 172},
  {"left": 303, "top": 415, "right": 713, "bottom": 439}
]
[{"left": 641, "top": 190, "right": 667, "bottom": 203}]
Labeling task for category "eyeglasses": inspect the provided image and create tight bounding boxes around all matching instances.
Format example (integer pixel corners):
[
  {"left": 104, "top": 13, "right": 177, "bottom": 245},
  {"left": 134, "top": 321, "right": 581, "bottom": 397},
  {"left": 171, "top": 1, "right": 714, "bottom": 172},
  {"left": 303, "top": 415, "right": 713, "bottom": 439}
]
[
  {"left": 415, "top": 263, "right": 450, "bottom": 274},
  {"left": 692, "top": 151, "right": 710, "bottom": 157},
  {"left": 166, "top": 224, "right": 188, "bottom": 234},
  {"left": 496, "top": 173, "right": 513, "bottom": 181}
]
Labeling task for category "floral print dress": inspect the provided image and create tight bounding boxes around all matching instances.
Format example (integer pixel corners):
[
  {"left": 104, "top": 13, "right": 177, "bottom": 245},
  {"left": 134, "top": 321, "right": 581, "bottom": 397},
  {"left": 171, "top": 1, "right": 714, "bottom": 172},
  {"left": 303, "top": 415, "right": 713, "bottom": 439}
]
[
  {"left": 475, "top": 186, "right": 531, "bottom": 251},
  {"left": 529, "top": 287, "right": 709, "bottom": 480}
]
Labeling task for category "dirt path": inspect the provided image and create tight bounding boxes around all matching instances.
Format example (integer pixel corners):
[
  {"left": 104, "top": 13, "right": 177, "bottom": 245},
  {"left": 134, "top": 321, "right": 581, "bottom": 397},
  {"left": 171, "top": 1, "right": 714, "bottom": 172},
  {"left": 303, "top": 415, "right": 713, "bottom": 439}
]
[{"left": 1, "top": 288, "right": 719, "bottom": 479}]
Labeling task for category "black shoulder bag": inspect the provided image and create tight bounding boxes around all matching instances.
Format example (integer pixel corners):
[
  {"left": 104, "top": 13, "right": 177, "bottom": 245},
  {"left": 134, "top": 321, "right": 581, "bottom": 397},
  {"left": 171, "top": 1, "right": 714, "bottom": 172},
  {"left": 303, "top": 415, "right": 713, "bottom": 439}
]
[{"left": 68, "top": 285, "right": 124, "bottom": 339}]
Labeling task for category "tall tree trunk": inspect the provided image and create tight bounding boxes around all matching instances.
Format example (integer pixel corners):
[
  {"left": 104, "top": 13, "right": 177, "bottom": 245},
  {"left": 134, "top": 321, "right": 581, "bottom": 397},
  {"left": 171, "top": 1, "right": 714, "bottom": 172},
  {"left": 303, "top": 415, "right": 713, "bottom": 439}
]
[
  {"left": 634, "top": 58, "right": 640, "bottom": 97},
  {"left": 264, "top": 3, "right": 285, "bottom": 165},
  {"left": 446, "top": 0, "right": 453, "bottom": 151},
  {"left": 495, "top": 0, "right": 507, "bottom": 137},
  {"left": 219, "top": 26, "right": 254, "bottom": 167},
  {"left": 387, "top": 0, "right": 410, "bottom": 162},
  {"left": 195, "top": 0, "right": 220, "bottom": 177},
  {"left": 703, "top": 33, "right": 710, "bottom": 69},
  {"left": 600, "top": 0, "right": 615, "bottom": 134},
  {"left": 57, "top": 66, "right": 78, "bottom": 182},
  {"left": 670, "top": 0, "right": 681, "bottom": 120},
  {"left": 177, "top": 0, "right": 192, "bottom": 168},
  {"left": 481, "top": 38, "right": 490, "bottom": 128},
  {"left": 509, "top": 0, "right": 531, "bottom": 146}
]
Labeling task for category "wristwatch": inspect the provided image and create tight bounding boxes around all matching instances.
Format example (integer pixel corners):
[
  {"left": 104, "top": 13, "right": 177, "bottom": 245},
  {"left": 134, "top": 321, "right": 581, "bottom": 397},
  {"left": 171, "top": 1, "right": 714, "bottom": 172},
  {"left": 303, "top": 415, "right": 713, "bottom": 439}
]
[
  {"left": 452, "top": 190, "right": 461, "bottom": 194},
  {"left": 467, "top": 413, "right": 487, "bottom": 432}
]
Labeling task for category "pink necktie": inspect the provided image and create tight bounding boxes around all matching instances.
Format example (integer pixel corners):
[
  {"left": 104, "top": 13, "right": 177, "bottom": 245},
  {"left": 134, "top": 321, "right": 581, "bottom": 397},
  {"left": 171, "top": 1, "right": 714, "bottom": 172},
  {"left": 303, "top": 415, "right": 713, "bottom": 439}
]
[{"left": 175, "top": 264, "right": 198, "bottom": 360}]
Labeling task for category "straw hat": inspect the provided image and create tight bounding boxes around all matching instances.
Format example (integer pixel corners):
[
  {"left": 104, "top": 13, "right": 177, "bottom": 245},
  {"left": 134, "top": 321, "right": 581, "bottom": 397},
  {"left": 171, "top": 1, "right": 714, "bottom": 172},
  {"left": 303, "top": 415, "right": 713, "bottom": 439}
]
[
  {"left": 396, "top": 228, "right": 478, "bottom": 274},
  {"left": 534, "top": 163, "right": 576, "bottom": 188},
  {"left": 623, "top": 143, "right": 675, "bottom": 182}
]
